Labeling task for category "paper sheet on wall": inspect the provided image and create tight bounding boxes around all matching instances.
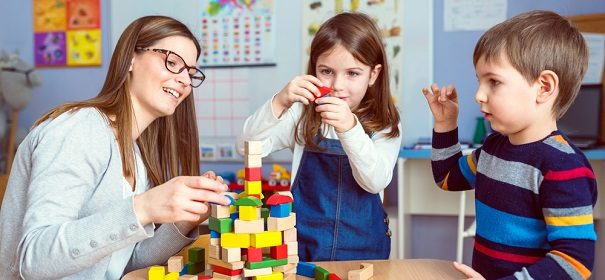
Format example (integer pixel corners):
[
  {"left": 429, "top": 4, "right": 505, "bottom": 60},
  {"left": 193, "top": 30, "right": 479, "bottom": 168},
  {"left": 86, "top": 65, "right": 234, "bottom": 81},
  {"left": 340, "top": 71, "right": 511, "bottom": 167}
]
[
  {"left": 195, "top": 68, "right": 249, "bottom": 138},
  {"left": 582, "top": 33, "right": 605, "bottom": 85},
  {"left": 444, "top": 0, "right": 506, "bottom": 31}
]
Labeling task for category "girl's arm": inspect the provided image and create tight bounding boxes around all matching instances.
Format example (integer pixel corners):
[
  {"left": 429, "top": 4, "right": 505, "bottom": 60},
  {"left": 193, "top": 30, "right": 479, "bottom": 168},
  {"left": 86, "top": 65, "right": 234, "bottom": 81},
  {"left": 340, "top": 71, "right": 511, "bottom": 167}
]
[
  {"left": 236, "top": 96, "right": 300, "bottom": 156},
  {"left": 338, "top": 119, "right": 402, "bottom": 193}
]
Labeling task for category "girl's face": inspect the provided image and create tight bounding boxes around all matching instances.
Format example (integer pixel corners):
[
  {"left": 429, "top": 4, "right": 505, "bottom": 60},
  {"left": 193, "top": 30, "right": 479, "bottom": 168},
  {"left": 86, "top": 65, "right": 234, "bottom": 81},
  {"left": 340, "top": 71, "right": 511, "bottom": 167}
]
[
  {"left": 129, "top": 35, "right": 197, "bottom": 123},
  {"left": 315, "top": 44, "right": 381, "bottom": 111}
]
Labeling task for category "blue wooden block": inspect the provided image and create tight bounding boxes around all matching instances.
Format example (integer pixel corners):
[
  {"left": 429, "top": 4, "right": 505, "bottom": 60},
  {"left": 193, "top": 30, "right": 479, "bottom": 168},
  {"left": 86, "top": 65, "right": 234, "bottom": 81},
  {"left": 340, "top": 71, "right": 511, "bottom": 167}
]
[
  {"left": 270, "top": 204, "right": 290, "bottom": 218},
  {"left": 297, "top": 261, "right": 316, "bottom": 277},
  {"left": 210, "top": 230, "right": 219, "bottom": 238}
]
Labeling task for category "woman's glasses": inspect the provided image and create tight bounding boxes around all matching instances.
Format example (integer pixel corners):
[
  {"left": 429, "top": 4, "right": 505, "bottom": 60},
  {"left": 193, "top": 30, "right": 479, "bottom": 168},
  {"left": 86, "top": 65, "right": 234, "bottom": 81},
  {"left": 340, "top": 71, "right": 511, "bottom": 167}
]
[{"left": 136, "top": 47, "right": 205, "bottom": 88}]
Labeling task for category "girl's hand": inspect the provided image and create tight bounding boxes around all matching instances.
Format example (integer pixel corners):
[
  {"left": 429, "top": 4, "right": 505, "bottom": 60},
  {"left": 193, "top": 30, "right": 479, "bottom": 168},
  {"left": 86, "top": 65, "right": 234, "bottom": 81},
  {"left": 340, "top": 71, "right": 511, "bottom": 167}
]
[
  {"left": 202, "top": 170, "right": 224, "bottom": 184},
  {"left": 272, "top": 75, "right": 325, "bottom": 115},
  {"left": 133, "top": 176, "right": 230, "bottom": 226},
  {"left": 314, "top": 96, "right": 356, "bottom": 133},
  {"left": 421, "top": 83, "right": 459, "bottom": 132},
  {"left": 453, "top": 262, "right": 485, "bottom": 280}
]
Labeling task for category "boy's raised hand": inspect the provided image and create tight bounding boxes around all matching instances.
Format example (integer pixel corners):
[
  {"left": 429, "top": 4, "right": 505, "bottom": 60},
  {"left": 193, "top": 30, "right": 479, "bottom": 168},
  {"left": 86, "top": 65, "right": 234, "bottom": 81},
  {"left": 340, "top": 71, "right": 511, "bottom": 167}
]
[
  {"left": 273, "top": 75, "right": 325, "bottom": 116},
  {"left": 421, "top": 83, "right": 459, "bottom": 132}
]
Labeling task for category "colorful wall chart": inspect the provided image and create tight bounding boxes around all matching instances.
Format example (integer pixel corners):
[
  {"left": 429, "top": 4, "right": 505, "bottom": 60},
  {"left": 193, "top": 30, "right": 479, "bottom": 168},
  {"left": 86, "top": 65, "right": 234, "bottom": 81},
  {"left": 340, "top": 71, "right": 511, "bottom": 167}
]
[
  {"left": 302, "top": 0, "right": 404, "bottom": 103},
  {"left": 33, "top": 0, "right": 101, "bottom": 67},
  {"left": 200, "top": 0, "right": 276, "bottom": 67}
]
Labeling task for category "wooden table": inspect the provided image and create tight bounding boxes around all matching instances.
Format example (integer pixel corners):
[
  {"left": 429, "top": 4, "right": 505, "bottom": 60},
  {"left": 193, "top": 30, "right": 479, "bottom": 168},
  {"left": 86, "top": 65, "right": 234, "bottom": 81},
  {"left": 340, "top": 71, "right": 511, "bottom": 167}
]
[{"left": 122, "top": 259, "right": 464, "bottom": 280}]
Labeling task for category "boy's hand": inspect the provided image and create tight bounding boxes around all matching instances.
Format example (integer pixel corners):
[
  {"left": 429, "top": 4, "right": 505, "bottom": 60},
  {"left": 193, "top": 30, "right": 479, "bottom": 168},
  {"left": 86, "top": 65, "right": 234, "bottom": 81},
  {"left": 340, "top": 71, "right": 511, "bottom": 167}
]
[
  {"left": 421, "top": 83, "right": 459, "bottom": 132},
  {"left": 314, "top": 96, "right": 356, "bottom": 133},
  {"left": 272, "top": 75, "right": 325, "bottom": 116},
  {"left": 453, "top": 262, "right": 485, "bottom": 280}
]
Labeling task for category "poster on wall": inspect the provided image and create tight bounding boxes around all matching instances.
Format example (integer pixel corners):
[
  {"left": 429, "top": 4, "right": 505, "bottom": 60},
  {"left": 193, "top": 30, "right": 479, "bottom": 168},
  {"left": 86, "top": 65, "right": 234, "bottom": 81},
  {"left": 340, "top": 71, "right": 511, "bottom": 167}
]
[
  {"left": 301, "top": 0, "right": 404, "bottom": 103},
  {"left": 33, "top": 0, "right": 101, "bottom": 67},
  {"left": 200, "top": 0, "right": 276, "bottom": 67}
]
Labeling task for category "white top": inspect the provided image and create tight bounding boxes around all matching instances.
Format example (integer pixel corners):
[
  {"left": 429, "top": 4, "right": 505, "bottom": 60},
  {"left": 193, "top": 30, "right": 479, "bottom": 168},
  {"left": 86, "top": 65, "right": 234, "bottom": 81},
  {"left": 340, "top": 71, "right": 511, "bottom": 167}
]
[{"left": 236, "top": 97, "right": 402, "bottom": 194}]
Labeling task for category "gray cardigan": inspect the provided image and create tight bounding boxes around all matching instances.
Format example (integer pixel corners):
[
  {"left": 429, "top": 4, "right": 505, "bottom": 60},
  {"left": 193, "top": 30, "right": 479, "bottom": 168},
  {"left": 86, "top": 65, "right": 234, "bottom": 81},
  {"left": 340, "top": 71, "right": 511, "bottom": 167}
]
[{"left": 0, "top": 108, "right": 197, "bottom": 279}]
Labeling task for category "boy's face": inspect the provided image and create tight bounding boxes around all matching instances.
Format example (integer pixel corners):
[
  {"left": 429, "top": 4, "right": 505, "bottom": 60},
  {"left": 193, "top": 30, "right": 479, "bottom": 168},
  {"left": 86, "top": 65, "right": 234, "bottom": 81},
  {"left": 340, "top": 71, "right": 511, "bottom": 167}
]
[{"left": 474, "top": 52, "right": 544, "bottom": 144}]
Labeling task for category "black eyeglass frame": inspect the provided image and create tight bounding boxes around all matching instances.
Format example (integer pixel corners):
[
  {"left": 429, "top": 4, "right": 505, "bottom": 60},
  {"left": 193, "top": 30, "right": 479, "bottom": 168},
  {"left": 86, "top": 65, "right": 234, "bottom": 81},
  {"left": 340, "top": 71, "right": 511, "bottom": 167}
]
[
  {"left": 0, "top": 67, "right": 35, "bottom": 86},
  {"left": 136, "top": 47, "right": 205, "bottom": 88}
]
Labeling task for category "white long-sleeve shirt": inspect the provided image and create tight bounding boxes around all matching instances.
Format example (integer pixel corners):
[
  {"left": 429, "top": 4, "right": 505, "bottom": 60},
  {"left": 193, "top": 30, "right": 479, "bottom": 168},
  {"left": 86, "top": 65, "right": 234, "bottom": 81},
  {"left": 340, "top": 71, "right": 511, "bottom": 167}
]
[{"left": 237, "top": 97, "right": 402, "bottom": 194}]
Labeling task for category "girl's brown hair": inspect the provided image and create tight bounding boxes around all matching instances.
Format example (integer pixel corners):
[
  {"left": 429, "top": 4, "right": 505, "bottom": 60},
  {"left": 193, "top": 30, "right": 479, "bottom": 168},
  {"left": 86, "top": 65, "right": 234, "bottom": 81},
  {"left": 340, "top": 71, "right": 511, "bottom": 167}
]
[
  {"left": 34, "top": 15, "right": 202, "bottom": 186},
  {"left": 296, "top": 12, "right": 400, "bottom": 150}
]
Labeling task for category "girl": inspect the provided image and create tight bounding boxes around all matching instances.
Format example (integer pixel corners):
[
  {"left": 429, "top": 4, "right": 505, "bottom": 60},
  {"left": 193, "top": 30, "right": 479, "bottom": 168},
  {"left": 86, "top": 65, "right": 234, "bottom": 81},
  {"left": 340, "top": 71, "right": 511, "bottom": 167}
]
[
  {"left": 0, "top": 16, "right": 230, "bottom": 279},
  {"left": 237, "top": 12, "right": 401, "bottom": 261}
]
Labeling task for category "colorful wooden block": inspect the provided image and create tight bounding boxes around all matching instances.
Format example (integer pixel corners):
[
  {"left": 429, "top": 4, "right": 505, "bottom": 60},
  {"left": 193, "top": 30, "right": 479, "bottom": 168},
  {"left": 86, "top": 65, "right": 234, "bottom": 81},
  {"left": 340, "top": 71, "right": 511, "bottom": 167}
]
[
  {"left": 243, "top": 267, "right": 272, "bottom": 277},
  {"left": 167, "top": 256, "right": 184, "bottom": 273},
  {"left": 209, "top": 216, "right": 233, "bottom": 233},
  {"left": 250, "top": 231, "right": 282, "bottom": 248},
  {"left": 245, "top": 141, "right": 263, "bottom": 155},
  {"left": 246, "top": 247, "right": 263, "bottom": 262},
  {"left": 269, "top": 244, "right": 288, "bottom": 260},
  {"left": 212, "top": 271, "right": 243, "bottom": 279},
  {"left": 348, "top": 263, "right": 373, "bottom": 280},
  {"left": 211, "top": 264, "right": 243, "bottom": 276},
  {"left": 221, "top": 233, "right": 251, "bottom": 248},
  {"left": 245, "top": 167, "right": 262, "bottom": 181},
  {"left": 186, "top": 261, "right": 204, "bottom": 275},
  {"left": 253, "top": 271, "right": 284, "bottom": 280},
  {"left": 239, "top": 206, "right": 259, "bottom": 221},
  {"left": 188, "top": 247, "right": 204, "bottom": 263},
  {"left": 297, "top": 262, "right": 316, "bottom": 277},
  {"left": 315, "top": 266, "right": 330, "bottom": 280},
  {"left": 245, "top": 154, "right": 262, "bottom": 168},
  {"left": 266, "top": 194, "right": 293, "bottom": 205},
  {"left": 328, "top": 273, "right": 343, "bottom": 280},
  {"left": 283, "top": 228, "right": 297, "bottom": 242},
  {"left": 234, "top": 218, "right": 265, "bottom": 233},
  {"left": 164, "top": 272, "right": 179, "bottom": 280},
  {"left": 244, "top": 180, "right": 262, "bottom": 195},
  {"left": 269, "top": 204, "right": 291, "bottom": 218},
  {"left": 212, "top": 204, "right": 231, "bottom": 219},
  {"left": 267, "top": 215, "right": 296, "bottom": 231},
  {"left": 246, "top": 257, "right": 288, "bottom": 269},
  {"left": 148, "top": 266, "right": 165, "bottom": 280},
  {"left": 221, "top": 247, "right": 242, "bottom": 263}
]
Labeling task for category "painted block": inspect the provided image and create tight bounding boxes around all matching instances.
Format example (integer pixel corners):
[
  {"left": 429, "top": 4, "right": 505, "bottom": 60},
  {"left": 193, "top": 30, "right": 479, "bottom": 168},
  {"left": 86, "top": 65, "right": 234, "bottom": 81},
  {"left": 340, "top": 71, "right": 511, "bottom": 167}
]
[
  {"left": 244, "top": 180, "right": 262, "bottom": 195},
  {"left": 148, "top": 266, "right": 165, "bottom": 280},
  {"left": 209, "top": 216, "right": 232, "bottom": 233},
  {"left": 253, "top": 271, "right": 283, "bottom": 280},
  {"left": 245, "top": 167, "right": 262, "bottom": 181},
  {"left": 269, "top": 204, "right": 290, "bottom": 218},
  {"left": 269, "top": 244, "right": 288, "bottom": 260},
  {"left": 246, "top": 257, "right": 288, "bottom": 269},
  {"left": 251, "top": 231, "right": 282, "bottom": 248},
  {"left": 315, "top": 266, "right": 329, "bottom": 280},
  {"left": 221, "top": 233, "right": 251, "bottom": 248},
  {"left": 297, "top": 262, "right": 316, "bottom": 277}
]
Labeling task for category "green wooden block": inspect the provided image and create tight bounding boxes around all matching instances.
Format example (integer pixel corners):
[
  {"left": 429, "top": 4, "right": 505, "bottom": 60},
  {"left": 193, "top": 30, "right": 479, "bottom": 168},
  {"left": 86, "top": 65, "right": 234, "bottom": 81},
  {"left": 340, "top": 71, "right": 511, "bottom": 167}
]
[
  {"left": 261, "top": 207, "right": 270, "bottom": 219},
  {"left": 187, "top": 261, "right": 204, "bottom": 275},
  {"left": 315, "top": 266, "right": 329, "bottom": 280},
  {"left": 246, "top": 256, "right": 288, "bottom": 269},
  {"left": 209, "top": 216, "right": 232, "bottom": 233},
  {"left": 188, "top": 247, "right": 205, "bottom": 263}
]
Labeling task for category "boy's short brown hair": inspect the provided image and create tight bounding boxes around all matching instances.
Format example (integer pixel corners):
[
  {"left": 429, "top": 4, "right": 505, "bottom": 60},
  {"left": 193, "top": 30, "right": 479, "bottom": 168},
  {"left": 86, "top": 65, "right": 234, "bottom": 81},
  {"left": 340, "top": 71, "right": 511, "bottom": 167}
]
[{"left": 473, "top": 10, "right": 588, "bottom": 119}]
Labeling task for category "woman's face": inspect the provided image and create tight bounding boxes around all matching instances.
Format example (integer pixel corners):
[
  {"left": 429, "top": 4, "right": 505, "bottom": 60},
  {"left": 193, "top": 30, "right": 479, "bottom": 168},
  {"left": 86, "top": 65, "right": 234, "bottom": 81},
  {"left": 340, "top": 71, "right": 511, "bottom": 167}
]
[{"left": 129, "top": 35, "right": 198, "bottom": 123}]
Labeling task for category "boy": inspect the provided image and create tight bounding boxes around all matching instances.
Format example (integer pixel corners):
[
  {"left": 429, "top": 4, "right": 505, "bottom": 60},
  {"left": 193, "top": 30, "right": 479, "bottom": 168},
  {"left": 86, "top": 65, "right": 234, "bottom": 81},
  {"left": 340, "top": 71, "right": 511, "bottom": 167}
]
[{"left": 422, "top": 10, "right": 597, "bottom": 279}]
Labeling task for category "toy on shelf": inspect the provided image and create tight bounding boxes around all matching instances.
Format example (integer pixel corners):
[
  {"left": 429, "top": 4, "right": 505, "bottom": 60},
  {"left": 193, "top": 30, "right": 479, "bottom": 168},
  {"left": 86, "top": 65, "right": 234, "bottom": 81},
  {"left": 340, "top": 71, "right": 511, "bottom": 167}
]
[{"left": 229, "top": 164, "right": 292, "bottom": 192}]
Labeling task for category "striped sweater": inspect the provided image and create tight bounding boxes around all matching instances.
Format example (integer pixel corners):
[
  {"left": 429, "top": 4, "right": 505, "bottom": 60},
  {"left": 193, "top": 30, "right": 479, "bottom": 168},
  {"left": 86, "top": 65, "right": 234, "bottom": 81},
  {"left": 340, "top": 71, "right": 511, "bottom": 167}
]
[{"left": 432, "top": 128, "right": 597, "bottom": 280}]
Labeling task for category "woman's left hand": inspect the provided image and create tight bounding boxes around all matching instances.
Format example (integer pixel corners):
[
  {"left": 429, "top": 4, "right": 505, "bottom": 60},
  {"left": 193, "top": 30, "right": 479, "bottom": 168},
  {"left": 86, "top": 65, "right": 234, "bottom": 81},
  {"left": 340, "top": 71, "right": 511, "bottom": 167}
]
[
  {"left": 314, "top": 96, "right": 356, "bottom": 133},
  {"left": 453, "top": 262, "right": 485, "bottom": 280},
  {"left": 202, "top": 171, "right": 224, "bottom": 184}
]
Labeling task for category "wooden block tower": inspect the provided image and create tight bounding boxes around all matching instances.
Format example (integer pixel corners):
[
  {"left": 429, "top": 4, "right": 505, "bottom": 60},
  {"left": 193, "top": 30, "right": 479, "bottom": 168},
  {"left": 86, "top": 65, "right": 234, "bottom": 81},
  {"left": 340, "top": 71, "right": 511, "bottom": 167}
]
[{"left": 207, "top": 140, "right": 299, "bottom": 279}]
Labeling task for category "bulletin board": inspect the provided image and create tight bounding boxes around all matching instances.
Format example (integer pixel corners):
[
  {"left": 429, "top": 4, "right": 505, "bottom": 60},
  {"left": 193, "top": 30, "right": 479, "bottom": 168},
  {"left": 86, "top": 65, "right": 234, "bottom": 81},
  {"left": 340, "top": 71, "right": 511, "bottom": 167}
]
[
  {"left": 301, "top": 0, "right": 404, "bottom": 103},
  {"left": 33, "top": 0, "right": 102, "bottom": 67}
]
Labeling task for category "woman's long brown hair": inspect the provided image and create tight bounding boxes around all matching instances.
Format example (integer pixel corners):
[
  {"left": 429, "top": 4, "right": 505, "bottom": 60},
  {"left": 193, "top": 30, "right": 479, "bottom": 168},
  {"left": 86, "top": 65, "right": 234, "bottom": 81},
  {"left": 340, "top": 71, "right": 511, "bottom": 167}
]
[
  {"left": 34, "top": 16, "right": 202, "bottom": 186},
  {"left": 295, "top": 12, "right": 400, "bottom": 150}
]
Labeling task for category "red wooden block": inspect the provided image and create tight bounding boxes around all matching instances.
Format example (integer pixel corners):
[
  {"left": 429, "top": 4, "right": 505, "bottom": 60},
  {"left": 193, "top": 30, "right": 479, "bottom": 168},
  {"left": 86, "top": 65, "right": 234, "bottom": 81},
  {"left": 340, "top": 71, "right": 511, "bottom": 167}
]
[
  {"left": 328, "top": 273, "right": 342, "bottom": 280},
  {"left": 270, "top": 244, "right": 288, "bottom": 260},
  {"left": 318, "top": 86, "right": 333, "bottom": 97},
  {"left": 211, "top": 265, "right": 242, "bottom": 276},
  {"left": 245, "top": 167, "right": 262, "bottom": 181},
  {"left": 247, "top": 247, "right": 263, "bottom": 262},
  {"left": 266, "top": 194, "right": 293, "bottom": 205}
]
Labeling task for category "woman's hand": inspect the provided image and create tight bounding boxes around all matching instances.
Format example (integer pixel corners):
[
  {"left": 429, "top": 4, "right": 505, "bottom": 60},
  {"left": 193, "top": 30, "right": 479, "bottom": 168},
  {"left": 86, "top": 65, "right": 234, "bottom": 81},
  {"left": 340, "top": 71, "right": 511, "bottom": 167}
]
[
  {"left": 314, "top": 96, "right": 356, "bottom": 133},
  {"left": 421, "top": 83, "right": 459, "bottom": 133},
  {"left": 272, "top": 75, "right": 325, "bottom": 116},
  {"left": 453, "top": 262, "right": 485, "bottom": 280},
  {"left": 133, "top": 175, "right": 230, "bottom": 226}
]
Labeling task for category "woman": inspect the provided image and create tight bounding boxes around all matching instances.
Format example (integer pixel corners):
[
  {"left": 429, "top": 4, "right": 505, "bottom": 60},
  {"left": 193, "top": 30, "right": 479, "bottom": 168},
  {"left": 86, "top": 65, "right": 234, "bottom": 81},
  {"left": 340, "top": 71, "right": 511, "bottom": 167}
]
[{"left": 0, "top": 16, "right": 229, "bottom": 279}]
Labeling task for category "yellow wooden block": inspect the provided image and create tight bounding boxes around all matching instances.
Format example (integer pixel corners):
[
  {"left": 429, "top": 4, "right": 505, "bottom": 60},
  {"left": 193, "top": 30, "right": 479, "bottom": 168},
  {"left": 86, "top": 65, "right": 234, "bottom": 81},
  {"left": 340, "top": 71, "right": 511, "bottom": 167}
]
[
  {"left": 245, "top": 180, "right": 262, "bottom": 194},
  {"left": 254, "top": 271, "right": 283, "bottom": 280},
  {"left": 239, "top": 206, "right": 259, "bottom": 220},
  {"left": 221, "top": 232, "right": 251, "bottom": 248},
  {"left": 148, "top": 266, "right": 165, "bottom": 280},
  {"left": 164, "top": 272, "right": 179, "bottom": 280},
  {"left": 251, "top": 231, "right": 282, "bottom": 248}
]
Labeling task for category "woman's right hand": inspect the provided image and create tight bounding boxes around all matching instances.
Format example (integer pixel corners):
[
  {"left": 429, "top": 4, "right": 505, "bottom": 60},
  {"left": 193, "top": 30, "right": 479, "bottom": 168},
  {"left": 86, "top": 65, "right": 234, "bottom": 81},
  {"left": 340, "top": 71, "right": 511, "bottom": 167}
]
[
  {"left": 421, "top": 83, "right": 459, "bottom": 133},
  {"left": 133, "top": 176, "right": 230, "bottom": 225},
  {"left": 272, "top": 75, "right": 324, "bottom": 116}
]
